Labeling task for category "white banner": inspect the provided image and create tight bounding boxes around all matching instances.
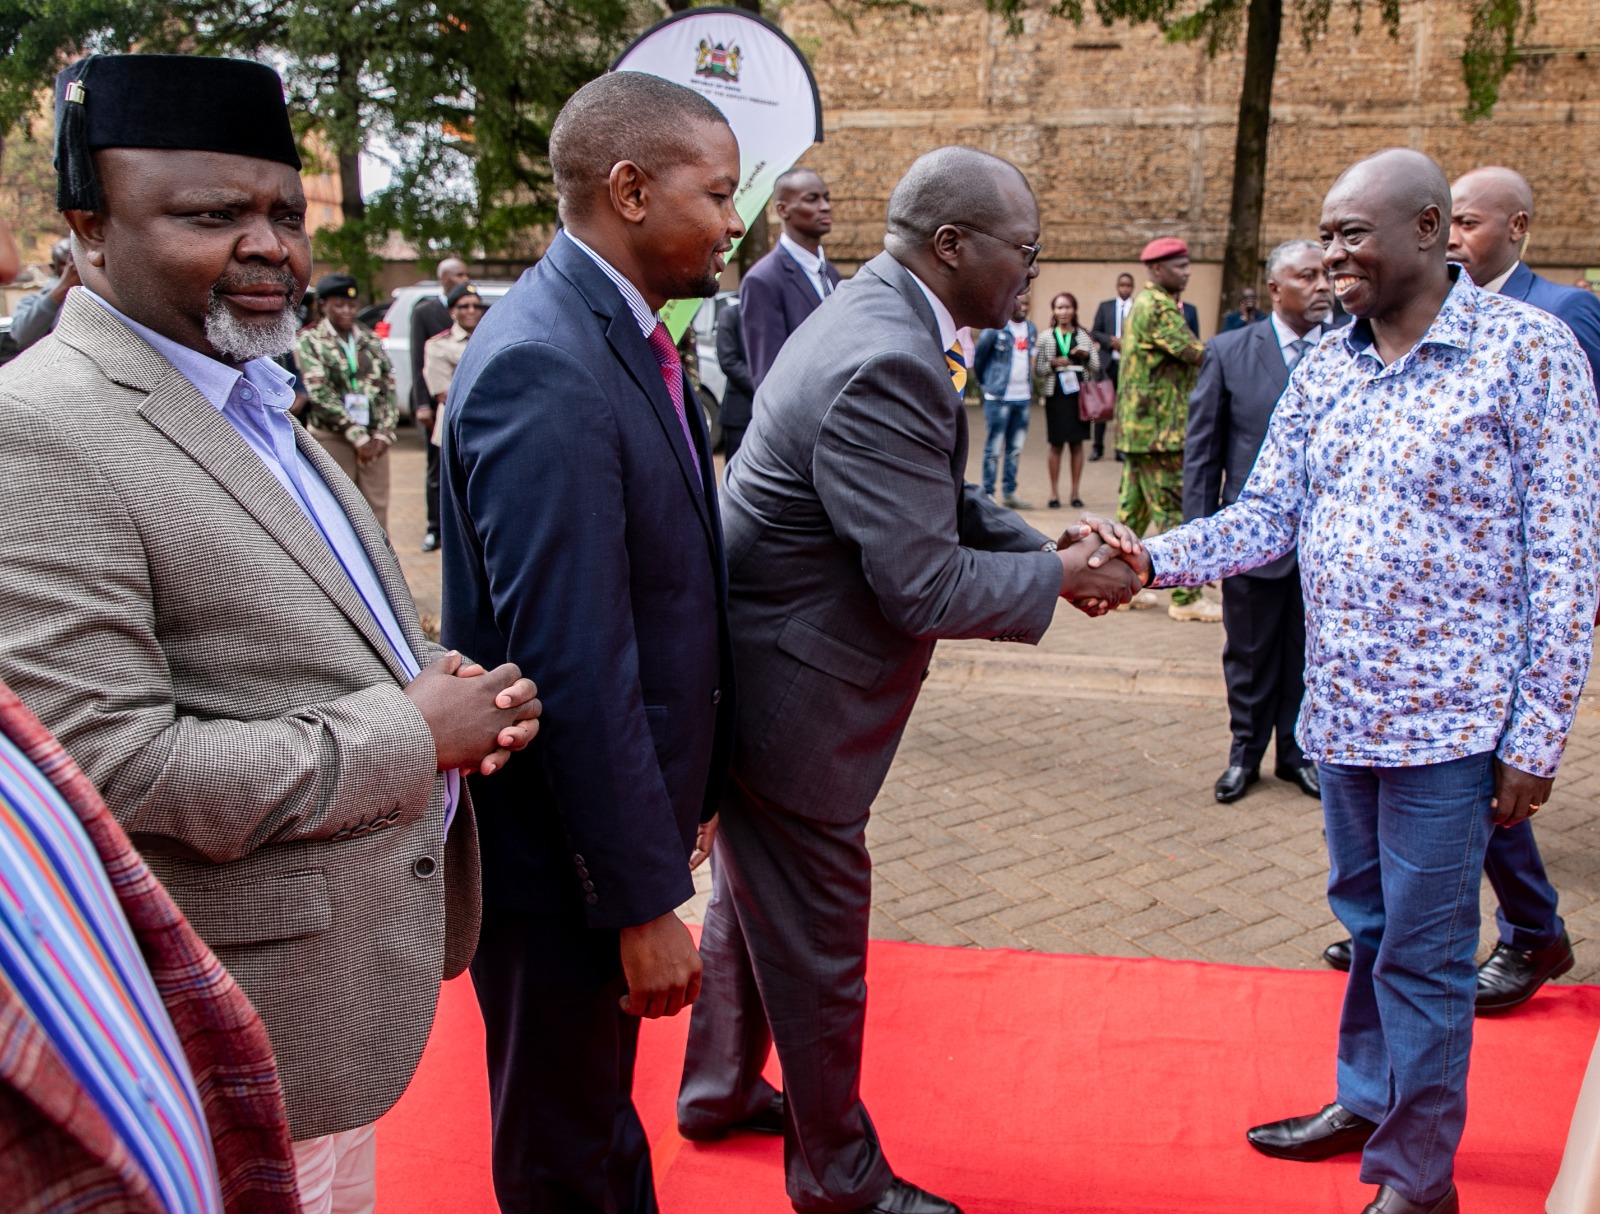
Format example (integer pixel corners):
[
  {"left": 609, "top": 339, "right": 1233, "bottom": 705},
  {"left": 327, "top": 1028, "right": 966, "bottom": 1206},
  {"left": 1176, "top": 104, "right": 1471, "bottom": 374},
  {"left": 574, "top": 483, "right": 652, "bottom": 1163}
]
[{"left": 613, "top": 7, "right": 824, "bottom": 338}]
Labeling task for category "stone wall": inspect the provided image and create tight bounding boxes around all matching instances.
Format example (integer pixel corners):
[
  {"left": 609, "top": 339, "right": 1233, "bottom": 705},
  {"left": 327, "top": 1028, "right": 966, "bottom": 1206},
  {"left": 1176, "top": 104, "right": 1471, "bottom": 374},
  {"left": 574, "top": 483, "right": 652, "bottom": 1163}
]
[{"left": 781, "top": 0, "right": 1600, "bottom": 330}]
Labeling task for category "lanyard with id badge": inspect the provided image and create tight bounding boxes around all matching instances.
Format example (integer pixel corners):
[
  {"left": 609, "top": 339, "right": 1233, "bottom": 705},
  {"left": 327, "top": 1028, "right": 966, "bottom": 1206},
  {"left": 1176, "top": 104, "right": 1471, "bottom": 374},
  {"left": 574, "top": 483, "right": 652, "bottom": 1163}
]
[
  {"left": 1054, "top": 329, "right": 1080, "bottom": 395},
  {"left": 338, "top": 334, "right": 370, "bottom": 426}
]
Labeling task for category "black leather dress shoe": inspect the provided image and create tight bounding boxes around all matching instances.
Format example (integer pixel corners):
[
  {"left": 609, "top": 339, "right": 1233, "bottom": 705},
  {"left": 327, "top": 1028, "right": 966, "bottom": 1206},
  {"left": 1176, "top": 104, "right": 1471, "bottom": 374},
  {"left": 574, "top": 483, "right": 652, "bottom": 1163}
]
[
  {"left": 421, "top": 530, "right": 440, "bottom": 553},
  {"left": 1323, "top": 938, "right": 1353, "bottom": 972},
  {"left": 1246, "top": 1102, "right": 1376, "bottom": 1161},
  {"left": 848, "top": 1178, "right": 964, "bottom": 1214},
  {"left": 1275, "top": 762, "right": 1321, "bottom": 799},
  {"left": 1361, "top": 1183, "right": 1458, "bottom": 1214},
  {"left": 1089, "top": 447, "right": 1104, "bottom": 462},
  {"left": 678, "top": 1091, "right": 785, "bottom": 1141},
  {"left": 1214, "top": 765, "right": 1259, "bottom": 803},
  {"left": 1476, "top": 929, "right": 1575, "bottom": 1013}
]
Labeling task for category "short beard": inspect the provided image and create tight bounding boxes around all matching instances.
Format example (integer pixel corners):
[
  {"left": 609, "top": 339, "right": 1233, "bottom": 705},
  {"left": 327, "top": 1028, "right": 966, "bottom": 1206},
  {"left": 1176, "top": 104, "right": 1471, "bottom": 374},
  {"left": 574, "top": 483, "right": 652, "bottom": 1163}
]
[{"left": 205, "top": 295, "right": 299, "bottom": 361}]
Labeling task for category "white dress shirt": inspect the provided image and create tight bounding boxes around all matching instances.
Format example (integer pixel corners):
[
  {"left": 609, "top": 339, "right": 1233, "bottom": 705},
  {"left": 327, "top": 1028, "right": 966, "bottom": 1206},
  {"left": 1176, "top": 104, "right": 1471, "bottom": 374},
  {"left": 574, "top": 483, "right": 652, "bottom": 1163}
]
[
  {"left": 779, "top": 233, "right": 832, "bottom": 302},
  {"left": 1270, "top": 311, "right": 1323, "bottom": 366}
]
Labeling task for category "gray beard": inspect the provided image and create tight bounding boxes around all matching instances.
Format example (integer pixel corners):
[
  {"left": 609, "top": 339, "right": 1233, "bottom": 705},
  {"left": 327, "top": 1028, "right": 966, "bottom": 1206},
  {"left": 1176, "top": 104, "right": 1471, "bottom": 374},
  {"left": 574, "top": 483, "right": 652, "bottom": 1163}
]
[{"left": 204, "top": 295, "right": 298, "bottom": 361}]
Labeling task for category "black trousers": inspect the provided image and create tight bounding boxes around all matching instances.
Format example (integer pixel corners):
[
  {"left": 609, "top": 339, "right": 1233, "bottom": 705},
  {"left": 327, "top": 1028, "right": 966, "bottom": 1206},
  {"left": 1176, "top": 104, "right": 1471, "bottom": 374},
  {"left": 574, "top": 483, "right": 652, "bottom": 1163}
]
[
  {"left": 679, "top": 778, "right": 893, "bottom": 1213},
  {"left": 423, "top": 423, "right": 441, "bottom": 533},
  {"left": 721, "top": 423, "right": 746, "bottom": 468},
  {"left": 1221, "top": 570, "right": 1307, "bottom": 771},
  {"left": 471, "top": 906, "right": 658, "bottom": 1214}
]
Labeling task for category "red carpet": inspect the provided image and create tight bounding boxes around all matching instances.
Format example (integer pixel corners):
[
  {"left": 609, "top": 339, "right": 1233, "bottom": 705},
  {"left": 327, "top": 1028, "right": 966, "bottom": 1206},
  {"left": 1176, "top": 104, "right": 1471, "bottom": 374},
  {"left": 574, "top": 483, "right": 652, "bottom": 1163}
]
[{"left": 376, "top": 943, "right": 1600, "bottom": 1212}]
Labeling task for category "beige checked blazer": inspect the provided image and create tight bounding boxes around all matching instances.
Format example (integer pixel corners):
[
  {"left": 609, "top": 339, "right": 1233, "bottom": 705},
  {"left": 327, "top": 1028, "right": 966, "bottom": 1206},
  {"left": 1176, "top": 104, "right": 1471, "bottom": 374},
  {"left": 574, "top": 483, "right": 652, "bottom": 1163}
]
[{"left": 0, "top": 293, "right": 480, "bottom": 1141}]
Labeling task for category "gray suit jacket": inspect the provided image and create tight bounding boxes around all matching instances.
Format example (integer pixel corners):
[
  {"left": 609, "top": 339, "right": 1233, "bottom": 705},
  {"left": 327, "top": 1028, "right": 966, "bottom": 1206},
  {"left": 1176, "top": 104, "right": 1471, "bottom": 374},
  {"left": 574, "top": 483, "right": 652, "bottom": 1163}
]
[
  {"left": 0, "top": 294, "right": 479, "bottom": 1141},
  {"left": 1182, "top": 316, "right": 1298, "bottom": 580},
  {"left": 722, "top": 251, "right": 1063, "bottom": 822}
]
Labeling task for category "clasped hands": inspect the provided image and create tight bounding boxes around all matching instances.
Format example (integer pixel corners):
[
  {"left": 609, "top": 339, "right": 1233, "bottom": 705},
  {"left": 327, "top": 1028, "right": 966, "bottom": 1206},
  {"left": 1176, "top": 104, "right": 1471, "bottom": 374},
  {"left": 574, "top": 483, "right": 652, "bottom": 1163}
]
[
  {"left": 1054, "top": 512, "right": 1152, "bottom": 615},
  {"left": 404, "top": 650, "right": 542, "bottom": 777}
]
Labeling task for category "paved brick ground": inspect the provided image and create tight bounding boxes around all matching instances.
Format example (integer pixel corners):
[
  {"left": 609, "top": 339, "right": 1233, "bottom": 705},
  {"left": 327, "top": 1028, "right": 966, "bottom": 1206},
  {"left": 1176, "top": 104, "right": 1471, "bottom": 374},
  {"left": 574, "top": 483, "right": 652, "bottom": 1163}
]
[{"left": 385, "top": 409, "right": 1600, "bottom": 984}]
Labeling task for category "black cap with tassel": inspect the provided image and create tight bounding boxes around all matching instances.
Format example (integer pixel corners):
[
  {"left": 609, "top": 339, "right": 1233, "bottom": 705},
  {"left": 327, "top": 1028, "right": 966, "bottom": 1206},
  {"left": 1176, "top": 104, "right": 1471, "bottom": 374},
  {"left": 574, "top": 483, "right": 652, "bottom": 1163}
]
[{"left": 53, "top": 54, "right": 302, "bottom": 213}]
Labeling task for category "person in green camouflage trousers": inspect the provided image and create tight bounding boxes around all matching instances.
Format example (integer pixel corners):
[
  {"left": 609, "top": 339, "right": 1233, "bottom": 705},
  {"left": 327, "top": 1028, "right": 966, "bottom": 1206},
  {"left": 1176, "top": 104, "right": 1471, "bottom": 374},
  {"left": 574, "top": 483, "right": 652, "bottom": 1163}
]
[
  {"left": 1115, "top": 237, "right": 1217, "bottom": 620},
  {"left": 297, "top": 273, "right": 400, "bottom": 529}
]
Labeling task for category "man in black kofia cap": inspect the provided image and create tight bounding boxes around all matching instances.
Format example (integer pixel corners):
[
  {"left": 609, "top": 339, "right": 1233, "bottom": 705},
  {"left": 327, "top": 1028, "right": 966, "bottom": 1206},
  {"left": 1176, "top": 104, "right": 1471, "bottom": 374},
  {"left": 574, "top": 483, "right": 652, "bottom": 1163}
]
[{"left": 1, "top": 53, "right": 538, "bottom": 1214}]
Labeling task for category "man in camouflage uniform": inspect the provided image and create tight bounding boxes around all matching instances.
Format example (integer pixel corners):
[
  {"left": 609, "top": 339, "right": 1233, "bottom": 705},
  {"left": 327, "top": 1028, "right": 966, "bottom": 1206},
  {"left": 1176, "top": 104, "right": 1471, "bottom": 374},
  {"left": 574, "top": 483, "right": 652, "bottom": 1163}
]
[
  {"left": 1115, "top": 237, "right": 1216, "bottom": 621},
  {"left": 297, "top": 273, "right": 400, "bottom": 528}
]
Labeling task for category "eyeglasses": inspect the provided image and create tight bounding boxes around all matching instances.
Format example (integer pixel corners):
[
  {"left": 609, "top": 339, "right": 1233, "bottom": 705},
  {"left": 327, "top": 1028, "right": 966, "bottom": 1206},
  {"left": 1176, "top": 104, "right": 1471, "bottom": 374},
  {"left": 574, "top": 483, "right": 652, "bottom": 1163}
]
[{"left": 949, "top": 223, "right": 1043, "bottom": 267}]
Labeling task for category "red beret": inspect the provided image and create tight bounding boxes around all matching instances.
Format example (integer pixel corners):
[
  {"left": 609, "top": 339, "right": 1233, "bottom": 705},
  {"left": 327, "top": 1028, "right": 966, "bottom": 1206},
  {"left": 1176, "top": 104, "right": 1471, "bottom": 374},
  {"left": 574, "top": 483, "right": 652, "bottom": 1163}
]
[{"left": 1140, "top": 237, "right": 1189, "bottom": 263}]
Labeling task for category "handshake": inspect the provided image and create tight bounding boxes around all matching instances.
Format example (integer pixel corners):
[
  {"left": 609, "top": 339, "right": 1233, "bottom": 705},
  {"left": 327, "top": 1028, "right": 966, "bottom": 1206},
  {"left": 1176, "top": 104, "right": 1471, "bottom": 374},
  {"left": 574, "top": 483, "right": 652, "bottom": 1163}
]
[{"left": 1053, "top": 514, "right": 1152, "bottom": 616}]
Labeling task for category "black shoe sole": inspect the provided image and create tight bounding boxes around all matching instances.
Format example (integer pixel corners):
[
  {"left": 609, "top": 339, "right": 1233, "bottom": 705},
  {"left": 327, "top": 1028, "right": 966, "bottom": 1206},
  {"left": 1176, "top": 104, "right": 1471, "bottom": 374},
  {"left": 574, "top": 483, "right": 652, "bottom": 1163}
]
[{"left": 1247, "top": 1131, "right": 1374, "bottom": 1162}]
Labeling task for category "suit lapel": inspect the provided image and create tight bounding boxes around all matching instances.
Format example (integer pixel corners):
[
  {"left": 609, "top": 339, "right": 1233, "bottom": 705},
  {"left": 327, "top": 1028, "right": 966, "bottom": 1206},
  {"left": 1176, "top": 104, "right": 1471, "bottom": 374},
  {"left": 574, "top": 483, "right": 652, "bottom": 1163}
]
[
  {"left": 1253, "top": 320, "right": 1289, "bottom": 395},
  {"left": 136, "top": 373, "right": 413, "bottom": 685},
  {"left": 601, "top": 312, "right": 714, "bottom": 538},
  {"left": 1503, "top": 262, "right": 1535, "bottom": 302}
]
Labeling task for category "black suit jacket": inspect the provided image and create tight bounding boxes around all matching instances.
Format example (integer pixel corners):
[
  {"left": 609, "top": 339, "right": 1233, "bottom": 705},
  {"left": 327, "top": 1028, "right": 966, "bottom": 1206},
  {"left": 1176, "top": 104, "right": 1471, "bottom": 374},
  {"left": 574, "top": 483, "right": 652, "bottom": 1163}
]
[
  {"left": 1182, "top": 316, "right": 1300, "bottom": 580},
  {"left": 722, "top": 252, "right": 1061, "bottom": 823},
  {"left": 715, "top": 303, "right": 755, "bottom": 429},
  {"left": 409, "top": 295, "right": 451, "bottom": 412},
  {"left": 1182, "top": 301, "right": 1200, "bottom": 337},
  {"left": 440, "top": 233, "right": 734, "bottom": 928},
  {"left": 740, "top": 243, "right": 842, "bottom": 388}
]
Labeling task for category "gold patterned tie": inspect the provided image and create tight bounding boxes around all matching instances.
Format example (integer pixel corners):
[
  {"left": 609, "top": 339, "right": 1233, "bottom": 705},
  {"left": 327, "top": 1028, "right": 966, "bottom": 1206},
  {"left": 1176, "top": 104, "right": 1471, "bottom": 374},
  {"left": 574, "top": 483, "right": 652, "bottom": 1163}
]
[{"left": 945, "top": 344, "right": 967, "bottom": 397}]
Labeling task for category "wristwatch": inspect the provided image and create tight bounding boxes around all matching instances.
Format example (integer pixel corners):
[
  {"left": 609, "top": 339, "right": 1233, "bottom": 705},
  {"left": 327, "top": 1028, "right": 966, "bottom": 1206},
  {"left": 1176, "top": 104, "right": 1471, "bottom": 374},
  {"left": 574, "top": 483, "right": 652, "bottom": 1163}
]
[{"left": 1041, "top": 540, "right": 1058, "bottom": 553}]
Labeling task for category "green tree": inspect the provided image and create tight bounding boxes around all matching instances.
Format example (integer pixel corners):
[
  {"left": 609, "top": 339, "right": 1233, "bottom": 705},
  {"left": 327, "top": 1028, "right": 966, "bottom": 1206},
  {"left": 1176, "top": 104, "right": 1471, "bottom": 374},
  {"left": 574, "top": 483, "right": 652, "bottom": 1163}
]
[
  {"left": 983, "top": 0, "right": 1535, "bottom": 311},
  {"left": 0, "top": 0, "right": 651, "bottom": 284}
]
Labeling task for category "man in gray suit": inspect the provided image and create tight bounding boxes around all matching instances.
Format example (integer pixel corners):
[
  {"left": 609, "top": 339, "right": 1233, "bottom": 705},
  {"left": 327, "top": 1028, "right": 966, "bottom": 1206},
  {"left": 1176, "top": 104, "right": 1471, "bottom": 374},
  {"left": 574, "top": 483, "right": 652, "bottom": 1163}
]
[
  {"left": 677, "top": 146, "right": 1142, "bottom": 1214},
  {"left": 0, "top": 53, "right": 540, "bottom": 1211},
  {"left": 1183, "top": 239, "right": 1331, "bottom": 806}
]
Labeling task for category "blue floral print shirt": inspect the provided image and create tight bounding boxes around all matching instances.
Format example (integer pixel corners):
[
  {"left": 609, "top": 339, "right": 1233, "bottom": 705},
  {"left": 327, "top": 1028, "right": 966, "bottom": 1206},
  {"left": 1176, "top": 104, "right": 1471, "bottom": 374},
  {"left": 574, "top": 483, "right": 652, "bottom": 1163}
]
[{"left": 1145, "top": 270, "right": 1599, "bottom": 775}]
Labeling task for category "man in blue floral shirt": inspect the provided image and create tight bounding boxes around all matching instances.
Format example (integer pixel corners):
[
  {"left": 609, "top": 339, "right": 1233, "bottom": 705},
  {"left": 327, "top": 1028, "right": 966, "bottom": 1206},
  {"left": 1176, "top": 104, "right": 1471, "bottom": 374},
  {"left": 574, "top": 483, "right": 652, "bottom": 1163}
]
[{"left": 1122, "top": 149, "right": 1599, "bottom": 1214}]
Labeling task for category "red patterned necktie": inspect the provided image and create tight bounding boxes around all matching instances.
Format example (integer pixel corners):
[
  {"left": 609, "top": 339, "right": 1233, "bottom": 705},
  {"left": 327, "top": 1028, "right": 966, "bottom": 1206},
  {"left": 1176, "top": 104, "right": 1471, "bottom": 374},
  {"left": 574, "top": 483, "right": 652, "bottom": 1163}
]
[{"left": 646, "top": 323, "right": 699, "bottom": 475}]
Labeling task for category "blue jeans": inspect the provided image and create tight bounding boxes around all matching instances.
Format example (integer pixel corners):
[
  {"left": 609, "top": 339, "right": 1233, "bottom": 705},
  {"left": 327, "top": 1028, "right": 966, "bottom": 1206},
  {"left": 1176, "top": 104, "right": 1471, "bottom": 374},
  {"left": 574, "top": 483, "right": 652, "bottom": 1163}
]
[
  {"left": 1322, "top": 752, "right": 1496, "bottom": 1204},
  {"left": 982, "top": 398, "right": 1030, "bottom": 496},
  {"left": 1484, "top": 818, "right": 1563, "bottom": 950}
]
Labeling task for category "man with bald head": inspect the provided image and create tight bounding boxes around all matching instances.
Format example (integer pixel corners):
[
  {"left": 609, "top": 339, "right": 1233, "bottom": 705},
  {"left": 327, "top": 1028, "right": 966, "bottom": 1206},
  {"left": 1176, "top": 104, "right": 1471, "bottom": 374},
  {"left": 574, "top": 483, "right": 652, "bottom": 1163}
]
[
  {"left": 738, "top": 165, "right": 839, "bottom": 387},
  {"left": 1449, "top": 165, "right": 1600, "bottom": 380},
  {"left": 440, "top": 70, "right": 742, "bottom": 1212},
  {"left": 411, "top": 254, "right": 470, "bottom": 551},
  {"left": 1120, "top": 148, "right": 1599, "bottom": 1214},
  {"left": 677, "top": 145, "right": 1141, "bottom": 1214}
]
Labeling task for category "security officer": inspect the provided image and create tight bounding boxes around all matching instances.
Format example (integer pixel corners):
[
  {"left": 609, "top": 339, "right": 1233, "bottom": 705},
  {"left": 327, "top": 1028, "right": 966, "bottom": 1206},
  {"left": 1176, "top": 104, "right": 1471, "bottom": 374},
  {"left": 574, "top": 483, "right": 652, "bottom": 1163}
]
[{"left": 295, "top": 273, "right": 399, "bottom": 527}]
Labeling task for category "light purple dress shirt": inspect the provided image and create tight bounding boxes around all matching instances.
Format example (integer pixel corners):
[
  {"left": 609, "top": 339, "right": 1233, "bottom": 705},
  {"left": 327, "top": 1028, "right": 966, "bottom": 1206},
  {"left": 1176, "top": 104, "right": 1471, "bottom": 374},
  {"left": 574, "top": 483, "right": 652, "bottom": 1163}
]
[{"left": 86, "top": 291, "right": 458, "bottom": 824}]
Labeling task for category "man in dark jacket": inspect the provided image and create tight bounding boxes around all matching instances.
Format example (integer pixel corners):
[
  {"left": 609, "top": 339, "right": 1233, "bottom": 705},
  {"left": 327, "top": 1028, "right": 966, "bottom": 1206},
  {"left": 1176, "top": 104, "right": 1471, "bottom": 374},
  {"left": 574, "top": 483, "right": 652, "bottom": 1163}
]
[{"left": 715, "top": 300, "right": 755, "bottom": 464}]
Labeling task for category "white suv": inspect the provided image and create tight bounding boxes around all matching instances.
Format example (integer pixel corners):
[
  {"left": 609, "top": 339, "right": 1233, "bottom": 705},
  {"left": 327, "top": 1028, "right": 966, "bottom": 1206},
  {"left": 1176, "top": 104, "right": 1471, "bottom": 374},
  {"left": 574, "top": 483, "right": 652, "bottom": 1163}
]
[{"left": 375, "top": 280, "right": 516, "bottom": 418}]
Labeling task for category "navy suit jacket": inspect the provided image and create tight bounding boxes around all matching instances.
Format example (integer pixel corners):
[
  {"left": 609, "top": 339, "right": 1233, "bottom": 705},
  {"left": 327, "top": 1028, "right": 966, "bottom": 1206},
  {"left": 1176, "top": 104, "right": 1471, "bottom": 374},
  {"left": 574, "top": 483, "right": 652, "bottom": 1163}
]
[
  {"left": 715, "top": 302, "right": 755, "bottom": 430},
  {"left": 740, "top": 242, "right": 841, "bottom": 388},
  {"left": 1502, "top": 262, "right": 1600, "bottom": 384},
  {"left": 1182, "top": 316, "right": 1298, "bottom": 580},
  {"left": 439, "top": 233, "right": 734, "bottom": 929}
]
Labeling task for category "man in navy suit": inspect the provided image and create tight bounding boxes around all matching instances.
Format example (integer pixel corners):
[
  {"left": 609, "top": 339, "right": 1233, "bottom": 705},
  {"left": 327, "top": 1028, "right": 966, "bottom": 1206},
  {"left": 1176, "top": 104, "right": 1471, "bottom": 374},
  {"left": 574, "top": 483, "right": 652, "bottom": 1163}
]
[
  {"left": 1324, "top": 164, "right": 1600, "bottom": 1010},
  {"left": 740, "top": 167, "right": 841, "bottom": 387},
  {"left": 1449, "top": 166, "right": 1600, "bottom": 379},
  {"left": 715, "top": 300, "right": 755, "bottom": 463},
  {"left": 439, "top": 71, "right": 742, "bottom": 1213},
  {"left": 1184, "top": 240, "right": 1331, "bottom": 806}
]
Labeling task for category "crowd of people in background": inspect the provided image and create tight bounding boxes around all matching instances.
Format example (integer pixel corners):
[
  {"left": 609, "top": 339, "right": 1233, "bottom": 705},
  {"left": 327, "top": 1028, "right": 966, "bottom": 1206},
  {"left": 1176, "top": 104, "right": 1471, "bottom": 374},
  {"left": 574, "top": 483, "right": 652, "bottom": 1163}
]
[{"left": 7, "top": 47, "right": 1600, "bottom": 1214}]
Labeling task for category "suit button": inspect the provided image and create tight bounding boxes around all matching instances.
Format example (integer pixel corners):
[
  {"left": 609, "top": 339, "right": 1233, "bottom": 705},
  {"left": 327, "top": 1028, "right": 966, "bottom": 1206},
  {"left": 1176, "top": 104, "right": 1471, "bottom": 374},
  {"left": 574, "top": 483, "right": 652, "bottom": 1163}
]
[
  {"left": 712, "top": 689, "right": 722, "bottom": 705},
  {"left": 582, "top": 880, "right": 595, "bottom": 892},
  {"left": 412, "top": 856, "right": 438, "bottom": 880},
  {"left": 585, "top": 893, "right": 599, "bottom": 905},
  {"left": 572, "top": 854, "right": 585, "bottom": 866},
  {"left": 577, "top": 866, "right": 590, "bottom": 879}
]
